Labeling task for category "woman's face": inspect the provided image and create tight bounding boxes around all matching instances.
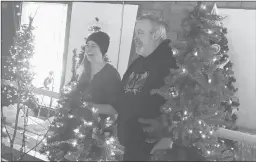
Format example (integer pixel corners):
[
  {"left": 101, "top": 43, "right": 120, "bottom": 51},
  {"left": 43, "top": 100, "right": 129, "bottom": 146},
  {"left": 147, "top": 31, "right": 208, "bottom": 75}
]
[{"left": 85, "top": 40, "right": 103, "bottom": 63}]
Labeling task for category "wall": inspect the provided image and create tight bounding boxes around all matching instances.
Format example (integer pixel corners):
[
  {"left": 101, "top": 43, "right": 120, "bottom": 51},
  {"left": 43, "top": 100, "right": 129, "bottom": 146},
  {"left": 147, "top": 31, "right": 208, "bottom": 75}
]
[
  {"left": 137, "top": 2, "right": 256, "bottom": 39},
  {"left": 219, "top": 9, "right": 256, "bottom": 129},
  {"left": 138, "top": 2, "right": 256, "bottom": 129},
  {"left": 65, "top": 2, "right": 138, "bottom": 83}
]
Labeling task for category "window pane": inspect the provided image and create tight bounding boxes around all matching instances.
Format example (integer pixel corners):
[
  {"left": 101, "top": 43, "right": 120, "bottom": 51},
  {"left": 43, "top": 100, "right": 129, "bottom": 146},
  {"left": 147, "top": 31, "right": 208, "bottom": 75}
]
[
  {"left": 65, "top": 2, "right": 138, "bottom": 84},
  {"left": 21, "top": 2, "right": 67, "bottom": 93}
]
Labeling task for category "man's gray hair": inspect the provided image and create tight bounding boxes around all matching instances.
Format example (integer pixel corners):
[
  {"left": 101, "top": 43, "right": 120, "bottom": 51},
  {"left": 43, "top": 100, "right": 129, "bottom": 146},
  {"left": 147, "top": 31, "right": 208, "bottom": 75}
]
[{"left": 137, "top": 14, "right": 169, "bottom": 40}]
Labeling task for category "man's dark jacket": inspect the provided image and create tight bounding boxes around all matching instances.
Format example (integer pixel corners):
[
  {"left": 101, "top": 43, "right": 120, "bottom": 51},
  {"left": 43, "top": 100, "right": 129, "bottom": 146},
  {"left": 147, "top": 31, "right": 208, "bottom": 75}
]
[{"left": 115, "top": 39, "right": 178, "bottom": 160}]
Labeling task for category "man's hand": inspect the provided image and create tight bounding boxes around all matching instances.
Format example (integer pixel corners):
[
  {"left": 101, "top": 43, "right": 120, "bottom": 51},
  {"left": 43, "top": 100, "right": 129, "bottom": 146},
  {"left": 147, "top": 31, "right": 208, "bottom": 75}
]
[{"left": 138, "top": 117, "right": 165, "bottom": 143}]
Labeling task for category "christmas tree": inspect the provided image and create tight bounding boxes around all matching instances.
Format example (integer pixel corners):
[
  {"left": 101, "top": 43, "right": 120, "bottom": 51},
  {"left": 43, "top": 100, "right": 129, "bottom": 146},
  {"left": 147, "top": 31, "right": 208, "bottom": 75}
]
[
  {"left": 40, "top": 20, "right": 123, "bottom": 161},
  {"left": 1, "top": 16, "right": 39, "bottom": 161},
  {"left": 1, "top": 16, "right": 37, "bottom": 106},
  {"left": 151, "top": 2, "right": 239, "bottom": 161}
]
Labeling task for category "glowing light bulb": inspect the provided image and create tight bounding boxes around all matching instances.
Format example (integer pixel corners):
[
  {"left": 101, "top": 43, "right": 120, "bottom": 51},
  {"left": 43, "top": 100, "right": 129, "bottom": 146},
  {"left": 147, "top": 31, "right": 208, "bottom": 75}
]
[
  {"left": 72, "top": 140, "right": 77, "bottom": 146},
  {"left": 210, "top": 131, "right": 213, "bottom": 135},
  {"left": 73, "top": 128, "right": 79, "bottom": 133},
  {"left": 207, "top": 150, "right": 211, "bottom": 154},
  {"left": 83, "top": 120, "right": 93, "bottom": 126},
  {"left": 201, "top": 4, "right": 207, "bottom": 10},
  {"left": 207, "top": 29, "right": 213, "bottom": 34},
  {"left": 198, "top": 120, "right": 202, "bottom": 124},
  {"left": 184, "top": 111, "right": 188, "bottom": 115},
  {"left": 208, "top": 79, "right": 212, "bottom": 83},
  {"left": 202, "top": 134, "right": 206, "bottom": 138},
  {"left": 69, "top": 115, "right": 74, "bottom": 118},
  {"left": 182, "top": 68, "right": 186, "bottom": 73},
  {"left": 172, "top": 49, "right": 178, "bottom": 55},
  {"left": 194, "top": 51, "right": 198, "bottom": 56},
  {"left": 91, "top": 107, "right": 99, "bottom": 114}
]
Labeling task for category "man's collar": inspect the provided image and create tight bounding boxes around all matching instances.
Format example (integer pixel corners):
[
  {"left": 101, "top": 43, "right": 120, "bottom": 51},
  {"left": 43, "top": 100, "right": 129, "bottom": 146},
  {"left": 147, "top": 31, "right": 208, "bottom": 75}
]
[{"left": 144, "top": 39, "right": 171, "bottom": 59}]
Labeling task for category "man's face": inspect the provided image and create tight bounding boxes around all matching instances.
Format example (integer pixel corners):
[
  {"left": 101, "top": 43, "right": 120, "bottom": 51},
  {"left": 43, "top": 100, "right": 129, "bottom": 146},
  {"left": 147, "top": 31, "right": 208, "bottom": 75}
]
[{"left": 134, "top": 19, "right": 156, "bottom": 57}]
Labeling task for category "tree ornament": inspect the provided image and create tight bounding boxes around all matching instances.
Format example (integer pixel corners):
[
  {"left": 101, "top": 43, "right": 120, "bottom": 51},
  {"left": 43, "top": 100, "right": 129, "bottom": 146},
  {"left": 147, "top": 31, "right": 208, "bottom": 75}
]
[
  {"left": 211, "top": 3, "right": 219, "bottom": 15},
  {"left": 211, "top": 44, "right": 221, "bottom": 54},
  {"left": 222, "top": 28, "right": 228, "bottom": 34},
  {"left": 88, "top": 17, "right": 103, "bottom": 33}
]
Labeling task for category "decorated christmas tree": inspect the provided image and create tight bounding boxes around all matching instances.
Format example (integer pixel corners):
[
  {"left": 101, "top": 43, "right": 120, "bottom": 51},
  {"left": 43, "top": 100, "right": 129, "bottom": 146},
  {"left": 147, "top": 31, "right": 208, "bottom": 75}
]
[
  {"left": 151, "top": 2, "right": 239, "bottom": 161},
  {"left": 1, "top": 16, "right": 39, "bottom": 161},
  {"left": 40, "top": 19, "right": 123, "bottom": 161}
]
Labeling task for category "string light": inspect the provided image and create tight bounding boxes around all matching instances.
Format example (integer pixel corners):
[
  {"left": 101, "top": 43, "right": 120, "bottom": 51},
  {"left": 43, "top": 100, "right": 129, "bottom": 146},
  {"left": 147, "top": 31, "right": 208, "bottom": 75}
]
[
  {"left": 206, "top": 29, "right": 213, "bottom": 34},
  {"left": 172, "top": 48, "right": 178, "bottom": 55},
  {"left": 68, "top": 115, "right": 74, "bottom": 118},
  {"left": 83, "top": 120, "right": 93, "bottom": 126},
  {"left": 78, "top": 134, "right": 85, "bottom": 138},
  {"left": 200, "top": 4, "right": 207, "bottom": 10},
  {"left": 91, "top": 107, "right": 99, "bottom": 114},
  {"left": 73, "top": 128, "right": 79, "bottom": 133},
  {"left": 72, "top": 140, "right": 78, "bottom": 147}
]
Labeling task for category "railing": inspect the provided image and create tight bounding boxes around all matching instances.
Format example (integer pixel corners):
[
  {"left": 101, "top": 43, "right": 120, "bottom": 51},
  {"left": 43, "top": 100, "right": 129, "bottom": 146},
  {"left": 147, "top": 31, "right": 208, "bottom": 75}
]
[{"left": 2, "top": 86, "right": 256, "bottom": 161}]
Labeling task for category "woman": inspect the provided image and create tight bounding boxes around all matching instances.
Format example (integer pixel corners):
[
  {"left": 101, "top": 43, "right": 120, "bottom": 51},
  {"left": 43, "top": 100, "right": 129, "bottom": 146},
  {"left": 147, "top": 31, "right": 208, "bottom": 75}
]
[
  {"left": 63, "top": 31, "right": 121, "bottom": 159},
  {"left": 75, "top": 31, "right": 120, "bottom": 116}
]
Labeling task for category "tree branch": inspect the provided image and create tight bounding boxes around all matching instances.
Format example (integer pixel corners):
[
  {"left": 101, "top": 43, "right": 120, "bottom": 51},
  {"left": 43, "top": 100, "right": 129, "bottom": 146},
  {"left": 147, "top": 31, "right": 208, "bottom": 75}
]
[
  {"left": 19, "top": 105, "right": 29, "bottom": 160},
  {"left": 10, "top": 81, "right": 21, "bottom": 161}
]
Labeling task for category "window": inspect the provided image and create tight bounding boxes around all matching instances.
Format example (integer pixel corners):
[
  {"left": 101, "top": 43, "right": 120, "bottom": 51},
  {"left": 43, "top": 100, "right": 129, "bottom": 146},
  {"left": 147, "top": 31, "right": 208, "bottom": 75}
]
[
  {"left": 21, "top": 2, "right": 67, "bottom": 112},
  {"left": 65, "top": 2, "right": 138, "bottom": 83}
]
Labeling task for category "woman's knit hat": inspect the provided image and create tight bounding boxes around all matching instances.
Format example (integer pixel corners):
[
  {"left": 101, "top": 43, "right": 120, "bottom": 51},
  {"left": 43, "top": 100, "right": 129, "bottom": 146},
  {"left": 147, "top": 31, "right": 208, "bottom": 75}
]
[{"left": 86, "top": 31, "right": 110, "bottom": 56}]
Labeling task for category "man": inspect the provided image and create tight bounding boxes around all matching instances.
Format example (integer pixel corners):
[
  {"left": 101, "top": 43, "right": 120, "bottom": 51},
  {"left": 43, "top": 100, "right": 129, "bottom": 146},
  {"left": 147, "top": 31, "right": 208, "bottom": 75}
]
[{"left": 115, "top": 14, "right": 178, "bottom": 161}]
